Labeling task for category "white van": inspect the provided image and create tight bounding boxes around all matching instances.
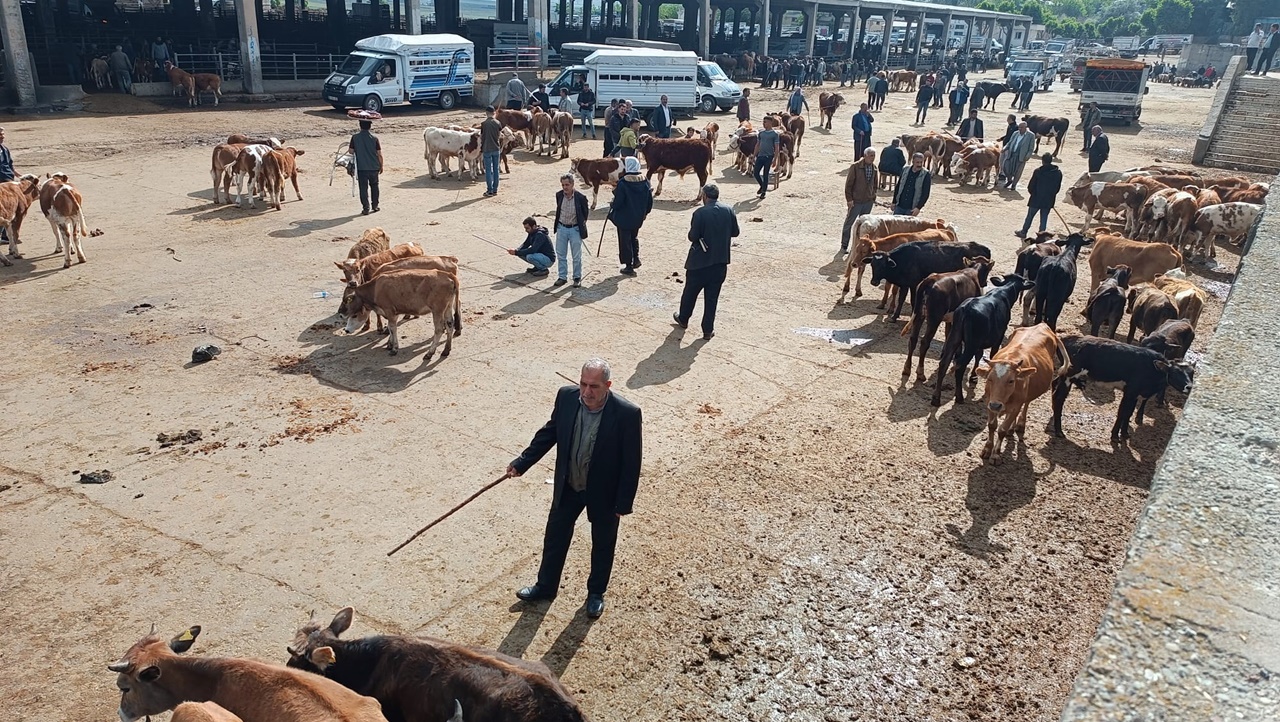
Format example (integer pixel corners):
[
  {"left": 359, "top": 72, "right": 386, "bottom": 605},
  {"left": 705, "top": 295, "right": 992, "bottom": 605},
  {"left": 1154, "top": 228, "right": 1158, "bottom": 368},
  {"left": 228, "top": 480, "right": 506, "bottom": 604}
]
[
  {"left": 323, "top": 34, "right": 475, "bottom": 112},
  {"left": 549, "top": 49, "right": 700, "bottom": 117},
  {"left": 553, "top": 46, "right": 739, "bottom": 113}
]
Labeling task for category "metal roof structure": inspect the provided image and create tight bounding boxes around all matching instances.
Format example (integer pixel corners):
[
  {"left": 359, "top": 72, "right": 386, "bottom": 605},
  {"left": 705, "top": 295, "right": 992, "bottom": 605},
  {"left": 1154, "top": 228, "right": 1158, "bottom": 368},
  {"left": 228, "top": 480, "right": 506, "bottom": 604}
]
[{"left": 806, "top": 0, "right": 1031, "bottom": 24}]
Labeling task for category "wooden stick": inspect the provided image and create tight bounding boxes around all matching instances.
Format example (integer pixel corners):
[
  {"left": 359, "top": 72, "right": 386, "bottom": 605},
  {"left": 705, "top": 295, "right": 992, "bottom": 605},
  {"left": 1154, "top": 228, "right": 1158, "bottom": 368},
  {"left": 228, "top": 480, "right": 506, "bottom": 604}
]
[
  {"left": 472, "top": 233, "right": 509, "bottom": 251},
  {"left": 386, "top": 472, "right": 514, "bottom": 556},
  {"left": 1052, "top": 206, "right": 1075, "bottom": 234}
]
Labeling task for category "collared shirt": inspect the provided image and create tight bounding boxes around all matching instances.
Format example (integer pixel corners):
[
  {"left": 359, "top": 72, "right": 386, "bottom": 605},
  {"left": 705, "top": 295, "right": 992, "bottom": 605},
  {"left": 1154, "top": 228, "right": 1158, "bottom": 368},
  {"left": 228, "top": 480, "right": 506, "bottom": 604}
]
[
  {"left": 569, "top": 400, "right": 605, "bottom": 492},
  {"left": 863, "top": 163, "right": 875, "bottom": 185},
  {"left": 559, "top": 192, "right": 578, "bottom": 228},
  {"left": 0, "top": 144, "right": 13, "bottom": 181}
]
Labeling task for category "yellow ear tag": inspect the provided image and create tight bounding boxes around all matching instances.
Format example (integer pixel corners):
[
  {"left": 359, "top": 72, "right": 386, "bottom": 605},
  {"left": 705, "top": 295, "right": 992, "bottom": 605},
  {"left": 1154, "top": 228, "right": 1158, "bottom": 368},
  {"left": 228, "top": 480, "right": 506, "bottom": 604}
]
[{"left": 177, "top": 630, "right": 196, "bottom": 642}]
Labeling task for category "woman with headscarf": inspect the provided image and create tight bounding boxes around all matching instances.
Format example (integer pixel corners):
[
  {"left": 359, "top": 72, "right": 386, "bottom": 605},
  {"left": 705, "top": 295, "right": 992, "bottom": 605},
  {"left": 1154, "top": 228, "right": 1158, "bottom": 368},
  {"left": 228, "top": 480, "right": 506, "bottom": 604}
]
[{"left": 608, "top": 156, "right": 653, "bottom": 276}]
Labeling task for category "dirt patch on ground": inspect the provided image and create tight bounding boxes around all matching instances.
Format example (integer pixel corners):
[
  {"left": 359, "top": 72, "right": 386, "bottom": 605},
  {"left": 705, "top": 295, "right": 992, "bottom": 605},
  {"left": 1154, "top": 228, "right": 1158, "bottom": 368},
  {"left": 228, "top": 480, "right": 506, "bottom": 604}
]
[
  {"left": 261, "top": 397, "right": 362, "bottom": 447},
  {"left": 157, "top": 429, "right": 203, "bottom": 448},
  {"left": 271, "top": 354, "right": 317, "bottom": 375},
  {"left": 80, "top": 361, "right": 134, "bottom": 374}
]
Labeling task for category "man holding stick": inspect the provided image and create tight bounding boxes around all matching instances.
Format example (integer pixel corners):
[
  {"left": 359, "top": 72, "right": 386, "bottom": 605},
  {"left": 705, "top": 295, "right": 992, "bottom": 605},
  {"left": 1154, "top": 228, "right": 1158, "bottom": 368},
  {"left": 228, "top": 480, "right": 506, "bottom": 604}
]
[{"left": 508, "top": 358, "right": 643, "bottom": 619}]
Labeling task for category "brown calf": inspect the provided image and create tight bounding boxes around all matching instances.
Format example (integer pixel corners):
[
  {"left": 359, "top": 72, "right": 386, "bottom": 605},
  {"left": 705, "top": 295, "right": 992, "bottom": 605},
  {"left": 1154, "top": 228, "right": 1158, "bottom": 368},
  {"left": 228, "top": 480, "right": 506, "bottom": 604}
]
[
  {"left": 818, "top": 92, "right": 844, "bottom": 129},
  {"left": 637, "top": 136, "right": 712, "bottom": 200},
  {"left": 108, "top": 626, "right": 387, "bottom": 722},
  {"left": 1088, "top": 232, "right": 1182, "bottom": 290},
  {"left": 0, "top": 174, "right": 40, "bottom": 266},
  {"left": 347, "top": 227, "right": 392, "bottom": 260},
  {"left": 261, "top": 147, "right": 306, "bottom": 210},
  {"left": 975, "top": 323, "right": 1068, "bottom": 464},
  {"left": 172, "top": 702, "right": 244, "bottom": 722},
  {"left": 569, "top": 157, "right": 624, "bottom": 209},
  {"left": 38, "top": 174, "right": 90, "bottom": 268},
  {"left": 900, "top": 257, "right": 993, "bottom": 383},
  {"left": 339, "top": 254, "right": 462, "bottom": 336},
  {"left": 1126, "top": 285, "right": 1178, "bottom": 344},
  {"left": 342, "top": 268, "right": 458, "bottom": 360},
  {"left": 211, "top": 143, "right": 246, "bottom": 204},
  {"left": 287, "top": 607, "right": 588, "bottom": 722},
  {"left": 337, "top": 242, "right": 426, "bottom": 285},
  {"left": 840, "top": 221, "right": 958, "bottom": 299},
  {"left": 1151, "top": 273, "right": 1208, "bottom": 329}
]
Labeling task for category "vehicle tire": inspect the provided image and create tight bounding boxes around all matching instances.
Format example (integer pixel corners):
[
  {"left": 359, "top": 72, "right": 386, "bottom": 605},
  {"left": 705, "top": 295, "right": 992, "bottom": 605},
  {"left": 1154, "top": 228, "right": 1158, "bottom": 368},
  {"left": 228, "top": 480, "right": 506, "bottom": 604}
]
[
  {"left": 439, "top": 90, "right": 459, "bottom": 110},
  {"left": 363, "top": 94, "right": 383, "bottom": 112},
  {"left": 331, "top": 103, "right": 345, "bottom": 111},
  {"left": 699, "top": 95, "right": 716, "bottom": 113}
]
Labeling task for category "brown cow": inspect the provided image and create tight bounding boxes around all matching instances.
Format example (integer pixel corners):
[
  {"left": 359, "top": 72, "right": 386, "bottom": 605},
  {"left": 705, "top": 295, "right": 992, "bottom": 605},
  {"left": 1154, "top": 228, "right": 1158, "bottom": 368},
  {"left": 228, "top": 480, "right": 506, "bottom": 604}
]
[
  {"left": 163, "top": 61, "right": 222, "bottom": 106},
  {"left": 495, "top": 108, "right": 536, "bottom": 149},
  {"left": 227, "top": 144, "right": 277, "bottom": 208},
  {"left": 783, "top": 113, "right": 806, "bottom": 157},
  {"left": 1126, "top": 285, "right": 1178, "bottom": 344},
  {"left": 108, "top": 625, "right": 388, "bottom": 722},
  {"left": 261, "top": 147, "right": 305, "bottom": 211},
  {"left": 343, "top": 268, "right": 458, "bottom": 361},
  {"left": 287, "top": 608, "right": 588, "bottom": 722},
  {"left": 975, "top": 323, "right": 1069, "bottom": 464},
  {"left": 900, "top": 257, "right": 993, "bottom": 383},
  {"left": 211, "top": 143, "right": 247, "bottom": 204},
  {"left": 531, "top": 110, "right": 555, "bottom": 156},
  {"left": 553, "top": 111, "right": 574, "bottom": 159},
  {"left": 1088, "top": 232, "right": 1183, "bottom": 290},
  {"left": 636, "top": 136, "right": 711, "bottom": 200},
  {"left": 891, "top": 69, "right": 918, "bottom": 92},
  {"left": 1214, "top": 183, "right": 1269, "bottom": 204},
  {"left": 1152, "top": 273, "right": 1208, "bottom": 328},
  {"left": 818, "top": 92, "right": 844, "bottom": 130},
  {"left": 0, "top": 174, "right": 40, "bottom": 266},
  {"left": 171, "top": 702, "right": 244, "bottom": 722},
  {"left": 347, "top": 227, "right": 391, "bottom": 260},
  {"left": 569, "top": 157, "right": 624, "bottom": 209},
  {"left": 1081, "top": 264, "right": 1131, "bottom": 338},
  {"left": 839, "top": 216, "right": 958, "bottom": 299},
  {"left": 227, "top": 134, "right": 283, "bottom": 147},
  {"left": 339, "top": 254, "right": 462, "bottom": 336},
  {"left": 38, "top": 174, "right": 90, "bottom": 269},
  {"left": 771, "top": 132, "right": 796, "bottom": 188},
  {"left": 337, "top": 242, "right": 425, "bottom": 285},
  {"left": 844, "top": 228, "right": 960, "bottom": 308},
  {"left": 1186, "top": 184, "right": 1221, "bottom": 210}
]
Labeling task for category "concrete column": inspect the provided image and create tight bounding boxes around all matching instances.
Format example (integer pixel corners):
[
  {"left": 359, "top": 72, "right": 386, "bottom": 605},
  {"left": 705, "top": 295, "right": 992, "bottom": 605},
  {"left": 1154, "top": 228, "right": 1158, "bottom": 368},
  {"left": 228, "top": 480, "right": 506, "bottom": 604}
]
[
  {"left": 235, "top": 0, "right": 264, "bottom": 95},
  {"left": 962, "top": 16, "right": 973, "bottom": 55},
  {"left": 881, "top": 10, "right": 893, "bottom": 66},
  {"left": 629, "top": 0, "right": 638, "bottom": 38},
  {"left": 759, "top": 0, "right": 769, "bottom": 56},
  {"left": 732, "top": 6, "right": 741, "bottom": 42},
  {"left": 700, "top": 0, "right": 710, "bottom": 57},
  {"left": 912, "top": 12, "right": 924, "bottom": 68},
  {"left": 529, "top": 0, "right": 549, "bottom": 58},
  {"left": 582, "top": 0, "right": 592, "bottom": 36},
  {"left": 407, "top": 0, "right": 421, "bottom": 33},
  {"left": 943, "top": 12, "right": 952, "bottom": 55},
  {"left": 0, "top": 0, "right": 37, "bottom": 108},
  {"left": 982, "top": 20, "right": 993, "bottom": 61},
  {"left": 805, "top": 2, "right": 817, "bottom": 56}
]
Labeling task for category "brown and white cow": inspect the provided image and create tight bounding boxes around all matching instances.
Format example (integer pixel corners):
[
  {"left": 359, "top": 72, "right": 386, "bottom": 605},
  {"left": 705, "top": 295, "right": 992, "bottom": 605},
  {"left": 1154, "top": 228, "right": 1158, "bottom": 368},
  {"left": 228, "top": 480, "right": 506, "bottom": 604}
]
[
  {"left": 569, "top": 157, "right": 625, "bottom": 209},
  {"left": 1067, "top": 181, "right": 1147, "bottom": 231},
  {"left": 975, "top": 323, "right": 1069, "bottom": 464},
  {"left": 38, "top": 174, "right": 90, "bottom": 268},
  {"left": 261, "top": 147, "right": 305, "bottom": 211},
  {"left": 424, "top": 127, "right": 481, "bottom": 180},
  {"left": 0, "top": 174, "right": 40, "bottom": 266},
  {"left": 1187, "top": 201, "right": 1263, "bottom": 258},
  {"left": 1088, "top": 232, "right": 1183, "bottom": 290},
  {"left": 1151, "top": 273, "right": 1208, "bottom": 329},
  {"left": 211, "top": 143, "right": 247, "bottom": 204},
  {"left": 495, "top": 108, "right": 537, "bottom": 149},
  {"left": 950, "top": 144, "right": 1001, "bottom": 188},
  {"left": 636, "top": 136, "right": 712, "bottom": 200},
  {"left": 108, "top": 625, "right": 388, "bottom": 722},
  {"left": 839, "top": 216, "right": 959, "bottom": 299},
  {"left": 343, "top": 268, "right": 458, "bottom": 361},
  {"left": 227, "top": 144, "right": 277, "bottom": 208}
]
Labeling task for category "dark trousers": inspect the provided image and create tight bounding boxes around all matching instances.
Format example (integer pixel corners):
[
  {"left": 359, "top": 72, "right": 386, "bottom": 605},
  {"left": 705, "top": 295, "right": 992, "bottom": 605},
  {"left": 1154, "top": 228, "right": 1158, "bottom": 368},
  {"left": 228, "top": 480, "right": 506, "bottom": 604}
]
[
  {"left": 1088, "top": 157, "right": 1105, "bottom": 173},
  {"left": 603, "top": 129, "right": 616, "bottom": 157},
  {"left": 1246, "top": 47, "right": 1258, "bottom": 69},
  {"left": 356, "top": 170, "right": 379, "bottom": 211},
  {"left": 506, "top": 99, "right": 524, "bottom": 110},
  {"left": 536, "top": 487, "right": 619, "bottom": 595},
  {"left": 947, "top": 103, "right": 962, "bottom": 125},
  {"left": 1257, "top": 47, "right": 1277, "bottom": 74},
  {"left": 854, "top": 132, "right": 871, "bottom": 158},
  {"left": 617, "top": 226, "right": 640, "bottom": 266},
  {"left": 754, "top": 154, "right": 773, "bottom": 194},
  {"left": 677, "top": 263, "right": 728, "bottom": 335},
  {"left": 1083, "top": 132, "right": 1093, "bottom": 151}
]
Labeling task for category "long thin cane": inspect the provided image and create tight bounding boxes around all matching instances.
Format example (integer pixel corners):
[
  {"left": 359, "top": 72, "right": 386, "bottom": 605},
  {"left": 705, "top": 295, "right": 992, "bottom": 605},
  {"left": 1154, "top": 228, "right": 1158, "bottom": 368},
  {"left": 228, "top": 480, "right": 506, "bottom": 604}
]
[
  {"left": 1052, "top": 206, "right": 1075, "bottom": 234},
  {"left": 387, "top": 471, "right": 514, "bottom": 557},
  {"left": 597, "top": 215, "right": 608, "bottom": 258}
]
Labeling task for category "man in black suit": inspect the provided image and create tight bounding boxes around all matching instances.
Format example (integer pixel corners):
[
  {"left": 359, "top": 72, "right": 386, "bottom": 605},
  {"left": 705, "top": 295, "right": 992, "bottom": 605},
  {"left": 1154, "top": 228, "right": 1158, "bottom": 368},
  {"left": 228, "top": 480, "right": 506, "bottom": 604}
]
[
  {"left": 674, "top": 183, "right": 739, "bottom": 340},
  {"left": 508, "top": 358, "right": 643, "bottom": 619},
  {"left": 957, "top": 108, "right": 984, "bottom": 141},
  {"left": 1088, "top": 125, "right": 1109, "bottom": 173},
  {"left": 647, "top": 94, "right": 676, "bottom": 138}
]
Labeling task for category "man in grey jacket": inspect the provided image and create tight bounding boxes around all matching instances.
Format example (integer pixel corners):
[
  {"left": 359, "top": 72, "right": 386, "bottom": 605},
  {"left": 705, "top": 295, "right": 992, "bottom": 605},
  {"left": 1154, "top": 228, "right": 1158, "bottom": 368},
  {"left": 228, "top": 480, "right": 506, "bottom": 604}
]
[
  {"left": 673, "top": 183, "right": 740, "bottom": 340},
  {"left": 505, "top": 74, "right": 531, "bottom": 109}
]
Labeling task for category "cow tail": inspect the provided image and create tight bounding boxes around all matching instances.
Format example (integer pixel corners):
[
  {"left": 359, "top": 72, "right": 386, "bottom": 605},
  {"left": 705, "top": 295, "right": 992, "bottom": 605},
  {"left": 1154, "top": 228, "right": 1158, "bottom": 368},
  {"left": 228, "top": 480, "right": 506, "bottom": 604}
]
[
  {"left": 902, "top": 277, "right": 933, "bottom": 337},
  {"left": 452, "top": 273, "right": 463, "bottom": 337},
  {"left": 1053, "top": 332, "right": 1070, "bottom": 377}
]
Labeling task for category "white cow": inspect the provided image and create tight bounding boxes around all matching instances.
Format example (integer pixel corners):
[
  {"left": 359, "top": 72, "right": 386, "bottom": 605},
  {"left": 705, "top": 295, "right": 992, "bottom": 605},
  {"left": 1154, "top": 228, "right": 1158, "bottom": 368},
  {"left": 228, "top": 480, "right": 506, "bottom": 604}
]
[
  {"left": 423, "top": 127, "right": 480, "bottom": 180},
  {"left": 227, "top": 144, "right": 275, "bottom": 208},
  {"left": 1188, "top": 202, "right": 1263, "bottom": 258}
]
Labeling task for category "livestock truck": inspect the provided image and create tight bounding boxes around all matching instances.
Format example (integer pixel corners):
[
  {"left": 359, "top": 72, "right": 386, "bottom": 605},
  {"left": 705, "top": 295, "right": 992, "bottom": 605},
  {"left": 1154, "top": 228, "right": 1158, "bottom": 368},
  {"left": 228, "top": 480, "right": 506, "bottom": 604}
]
[{"left": 1080, "top": 58, "right": 1149, "bottom": 125}]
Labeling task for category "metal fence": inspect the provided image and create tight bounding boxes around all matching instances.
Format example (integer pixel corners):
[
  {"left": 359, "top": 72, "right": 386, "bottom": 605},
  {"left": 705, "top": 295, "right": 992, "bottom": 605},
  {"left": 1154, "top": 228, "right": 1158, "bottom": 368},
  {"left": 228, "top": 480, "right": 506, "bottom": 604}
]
[
  {"left": 486, "top": 47, "right": 543, "bottom": 75},
  {"left": 172, "top": 51, "right": 343, "bottom": 81}
]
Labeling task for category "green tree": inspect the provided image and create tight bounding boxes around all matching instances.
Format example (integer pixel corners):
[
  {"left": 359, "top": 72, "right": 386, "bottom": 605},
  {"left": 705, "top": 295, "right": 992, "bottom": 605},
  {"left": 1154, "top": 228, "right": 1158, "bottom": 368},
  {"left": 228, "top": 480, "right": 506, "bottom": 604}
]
[
  {"left": 1019, "top": 0, "right": 1045, "bottom": 24},
  {"left": 1126, "top": 21, "right": 1146, "bottom": 35},
  {"left": 1099, "top": 15, "right": 1126, "bottom": 37},
  {"left": 658, "top": 3, "right": 679, "bottom": 19},
  {"left": 1153, "top": 0, "right": 1194, "bottom": 34},
  {"left": 1054, "top": 0, "right": 1087, "bottom": 19},
  {"left": 1233, "top": 0, "right": 1271, "bottom": 35},
  {"left": 1190, "top": 0, "right": 1230, "bottom": 36},
  {"left": 1140, "top": 7, "right": 1158, "bottom": 32}
]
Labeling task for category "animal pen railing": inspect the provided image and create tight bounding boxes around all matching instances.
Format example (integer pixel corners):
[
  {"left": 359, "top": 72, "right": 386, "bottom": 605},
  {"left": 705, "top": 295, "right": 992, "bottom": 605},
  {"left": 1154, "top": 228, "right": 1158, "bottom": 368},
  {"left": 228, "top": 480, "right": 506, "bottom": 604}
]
[
  {"left": 486, "top": 47, "right": 545, "bottom": 76},
  {"left": 169, "top": 52, "right": 345, "bottom": 81}
]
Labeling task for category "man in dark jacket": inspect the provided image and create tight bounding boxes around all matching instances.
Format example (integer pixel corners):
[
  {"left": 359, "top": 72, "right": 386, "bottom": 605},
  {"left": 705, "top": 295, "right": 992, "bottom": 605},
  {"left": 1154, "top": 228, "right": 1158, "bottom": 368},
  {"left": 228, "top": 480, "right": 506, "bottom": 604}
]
[
  {"left": 553, "top": 174, "right": 591, "bottom": 287},
  {"left": 648, "top": 95, "right": 676, "bottom": 138},
  {"left": 947, "top": 81, "right": 969, "bottom": 126},
  {"left": 577, "top": 83, "right": 597, "bottom": 139},
  {"left": 674, "top": 183, "right": 739, "bottom": 340},
  {"left": 1015, "top": 154, "right": 1062, "bottom": 239},
  {"left": 509, "top": 216, "right": 556, "bottom": 276},
  {"left": 841, "top": 147, "right": 878, "bottom": 253},
  {"left": 509, "top": 357, "right": 643, "bottom": 619},
  {"left": 1080, "top": 102, "right": 1102, "bottom": 151},
  {"left": 958, "top": 108, "right": 984, "bottom": 141},
  {"left": 878, "top": 137, "right": 906, "bottom": 190},
  {"left": 914, "top": 80, "right": 934, "bottom": 126},
  {"left": 893, "top": 152, "right": 931, "bottom": 215},
  {"left": 530, "top": 83, "right": 551, "bottom": 111},
  {"left": 1088, "top": 126, "right": 1109, "bottom": 173},
  {"left": 609, "top": 157, "right": 653, "bottom": 275}
]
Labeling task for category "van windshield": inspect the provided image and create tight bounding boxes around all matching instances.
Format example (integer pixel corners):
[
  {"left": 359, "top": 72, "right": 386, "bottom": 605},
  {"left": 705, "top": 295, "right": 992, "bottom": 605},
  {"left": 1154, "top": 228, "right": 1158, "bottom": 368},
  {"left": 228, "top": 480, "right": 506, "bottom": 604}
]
[
  {"left": 338, "top": 54, "right": 383, "bottom": 77},
  {"left": 702, "top": 63, "right": 727, "bottom": 79}
]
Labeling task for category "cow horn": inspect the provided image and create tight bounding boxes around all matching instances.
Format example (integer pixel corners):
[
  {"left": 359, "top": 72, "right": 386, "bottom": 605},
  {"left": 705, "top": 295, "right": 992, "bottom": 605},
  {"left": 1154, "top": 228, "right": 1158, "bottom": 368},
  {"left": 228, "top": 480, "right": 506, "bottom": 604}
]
[
  {"left": 108, "top": 661, "right": 130, "bottom": 673},
  {"left": 149, "top": 622, "right": 157, "bottom": 636}
]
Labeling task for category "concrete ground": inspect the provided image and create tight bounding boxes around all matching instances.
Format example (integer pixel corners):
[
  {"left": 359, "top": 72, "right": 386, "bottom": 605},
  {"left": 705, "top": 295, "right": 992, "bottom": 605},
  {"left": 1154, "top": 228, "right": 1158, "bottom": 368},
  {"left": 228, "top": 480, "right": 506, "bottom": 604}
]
[{"left": 0, "top": 71, "right": 1257, "bottom": 721}]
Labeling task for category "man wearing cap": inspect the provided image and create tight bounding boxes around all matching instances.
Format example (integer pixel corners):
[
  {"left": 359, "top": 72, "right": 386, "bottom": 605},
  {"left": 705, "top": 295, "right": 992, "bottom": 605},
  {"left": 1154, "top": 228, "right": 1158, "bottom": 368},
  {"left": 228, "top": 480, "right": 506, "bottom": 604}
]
[
  {"left": 674, "top": 183, "right": 739, "bottom": 341},
  {"left": 608, "top": 157, "right": 653, "bottom": 276},
  {"left": 348, "top": 119, "right": 383, "bottom": 215}
]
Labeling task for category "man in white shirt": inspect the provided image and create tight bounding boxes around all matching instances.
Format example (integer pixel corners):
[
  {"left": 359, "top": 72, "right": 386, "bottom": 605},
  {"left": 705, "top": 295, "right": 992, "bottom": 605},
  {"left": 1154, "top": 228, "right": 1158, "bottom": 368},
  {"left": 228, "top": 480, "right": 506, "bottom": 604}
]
[
  {"left": 1247, "top": 23, "right": 1265, "bottom": 73},
  {"left": 647, "top": 95, "right": 675, "bottom": 138}
]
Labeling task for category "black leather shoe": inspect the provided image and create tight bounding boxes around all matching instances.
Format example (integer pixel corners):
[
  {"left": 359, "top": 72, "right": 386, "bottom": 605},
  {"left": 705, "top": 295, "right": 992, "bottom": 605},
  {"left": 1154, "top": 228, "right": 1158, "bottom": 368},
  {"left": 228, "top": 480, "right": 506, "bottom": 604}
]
[
  {"left": 586, "top": 593, "right": 605, "bottom": 618},
  {"left": 672, "top": 312, "right": 687, "bottom": 329},
  {"left": 516, "top": 585, "right": 556, "bottom": 602}
]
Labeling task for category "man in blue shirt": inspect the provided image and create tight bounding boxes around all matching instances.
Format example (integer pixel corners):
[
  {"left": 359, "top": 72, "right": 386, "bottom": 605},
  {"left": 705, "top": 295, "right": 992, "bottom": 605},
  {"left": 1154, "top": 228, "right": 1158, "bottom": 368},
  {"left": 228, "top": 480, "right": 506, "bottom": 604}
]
[
  {"left": 787, "top": 87, "right": 808, "bottom": 115},
  {"left": 0, "top": 127, "right": 15, "bottom": 182}
]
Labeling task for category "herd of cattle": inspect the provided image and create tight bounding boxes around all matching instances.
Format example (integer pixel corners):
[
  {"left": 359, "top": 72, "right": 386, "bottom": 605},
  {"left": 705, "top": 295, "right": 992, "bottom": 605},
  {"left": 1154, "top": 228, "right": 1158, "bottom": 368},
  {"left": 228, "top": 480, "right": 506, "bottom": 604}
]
[
  {"left": 109, "top": 608, "right": 590, "bottom": 721},
  {"left": 832, "top": 164, "right": 1267, "bottom": 461}
]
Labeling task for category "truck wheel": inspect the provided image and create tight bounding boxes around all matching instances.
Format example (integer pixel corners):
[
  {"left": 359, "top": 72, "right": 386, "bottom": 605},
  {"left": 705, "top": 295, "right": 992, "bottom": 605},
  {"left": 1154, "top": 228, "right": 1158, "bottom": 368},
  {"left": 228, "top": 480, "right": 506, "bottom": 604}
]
[
  {"left": 438, "top": 90, "right": 459, "bottom": 110},
  {"left": 699, "top": 95, "right": 716, "bottom": 113},
  {"left": 363, "top": 94, "right": 383, "bottom": 112}
]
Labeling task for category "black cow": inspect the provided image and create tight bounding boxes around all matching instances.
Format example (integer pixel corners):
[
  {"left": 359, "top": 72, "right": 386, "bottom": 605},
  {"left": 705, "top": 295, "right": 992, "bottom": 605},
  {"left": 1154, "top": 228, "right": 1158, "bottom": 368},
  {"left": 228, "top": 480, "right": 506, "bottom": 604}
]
[
  {"left": 1014, "top": 232, "right": 1064, "bottom": 324},
  {"left": 931, "top": 274, "right": 1035, "bottom": 407},
  {"left": 1031, "top": 232, "right": 1093, "bottom": 331},
  {"left": 865, "top": 240, "right": 994, "bottom": 321},
  {"left": 1138, "top": 318, "right": 1196, "bottom": 412},
  {"left": 287, "top": 607, "right": 588, "bottom": 722},
  {"left": 1082, "top": 264, "right": 1132, "bottom": 338},
  {"left": 977, "top": 81, "right": 1010, "bottom": 110},
  {"left": 901, "top": 258, "right": 994, "bottom": 384},
  {"left": 1021, "top": 114, "right": 1071, "bottom": 158},
  {"left": 1051, "top": 335, "right": 1195, "bottom": 442}
]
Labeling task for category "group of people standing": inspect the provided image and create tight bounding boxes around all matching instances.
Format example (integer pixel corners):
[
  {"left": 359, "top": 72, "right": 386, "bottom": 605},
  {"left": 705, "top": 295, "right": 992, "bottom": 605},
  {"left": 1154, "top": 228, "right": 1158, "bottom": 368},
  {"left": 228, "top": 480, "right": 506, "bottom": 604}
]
[
  {"left": 1247, "top": 23, "right": 1280, "bottom": 76},
  {"left": 760, "top": 56, "right": 829, "bottom": 89}
]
